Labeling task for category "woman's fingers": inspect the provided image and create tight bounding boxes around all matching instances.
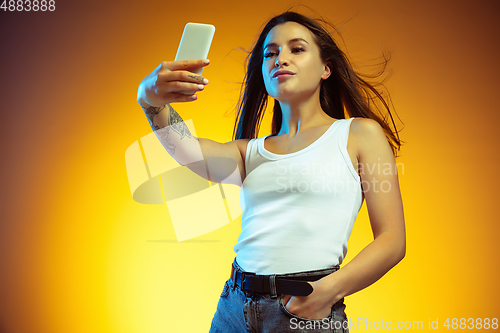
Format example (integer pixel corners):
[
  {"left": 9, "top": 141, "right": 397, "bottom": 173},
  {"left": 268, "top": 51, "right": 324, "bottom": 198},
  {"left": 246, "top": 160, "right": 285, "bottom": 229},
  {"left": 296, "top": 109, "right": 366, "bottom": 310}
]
[
  {"left": 185, "top": 72, "right": 209, "bottom": 84},
  {"left": 283, "top": 294, "right": 292, "bottom": 307},
  {"left": 160, "top": 70, "right": 209, "bottom": 85},
  {"left": 162, "top": 59, "right": 210, "bottom": 72},
  {"left": 165, "top": 92, "right": 199, "bottom": 103},
  {"left": 159, "top": 80, "right": 206, "bottom": 94},
  {"left": 138, "top": 59, "right": 210, "bottom": 106}
]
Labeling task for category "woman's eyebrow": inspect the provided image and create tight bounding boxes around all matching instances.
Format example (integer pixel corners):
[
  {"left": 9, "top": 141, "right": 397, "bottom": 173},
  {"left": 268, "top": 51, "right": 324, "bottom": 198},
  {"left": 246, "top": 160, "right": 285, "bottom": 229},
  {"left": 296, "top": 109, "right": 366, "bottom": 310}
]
[{"left": 263, "top": 38, "right": 309, "bottom": 50}]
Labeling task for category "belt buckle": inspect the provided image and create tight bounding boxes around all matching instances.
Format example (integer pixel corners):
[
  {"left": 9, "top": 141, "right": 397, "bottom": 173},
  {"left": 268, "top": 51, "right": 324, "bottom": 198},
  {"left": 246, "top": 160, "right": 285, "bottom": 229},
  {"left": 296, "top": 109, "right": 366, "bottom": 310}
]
[{"left": 240, "top": 271, "right": 255, "bottom": 293}]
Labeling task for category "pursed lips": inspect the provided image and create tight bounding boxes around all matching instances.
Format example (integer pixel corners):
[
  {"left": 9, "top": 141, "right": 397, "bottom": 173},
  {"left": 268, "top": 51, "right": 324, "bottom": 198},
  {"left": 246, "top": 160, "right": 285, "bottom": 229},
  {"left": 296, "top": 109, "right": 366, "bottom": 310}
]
[{"left": 272, "top": 70, "right": 295, "bottom": 79}]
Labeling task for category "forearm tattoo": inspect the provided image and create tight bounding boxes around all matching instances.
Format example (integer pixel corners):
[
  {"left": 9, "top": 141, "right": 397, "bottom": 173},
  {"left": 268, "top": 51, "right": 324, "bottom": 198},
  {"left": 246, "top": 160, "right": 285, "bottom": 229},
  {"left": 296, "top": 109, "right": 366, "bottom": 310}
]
[
  {"left": 142, "top": 104, "right": 165, "bottom": 128},
  {"left": 142, "top": 104, "right": 193, "bottom": 156},
  {"left": 167, "top": 105, "right": 192, "bottom": 139},
  {"left": 154, "top": 125, "right": 176, "bottom": 154}
]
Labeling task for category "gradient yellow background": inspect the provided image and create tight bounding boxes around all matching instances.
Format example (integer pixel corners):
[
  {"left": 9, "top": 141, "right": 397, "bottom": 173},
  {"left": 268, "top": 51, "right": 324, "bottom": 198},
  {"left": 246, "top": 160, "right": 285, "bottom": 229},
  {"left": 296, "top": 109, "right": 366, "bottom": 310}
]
[{"left": 1, "top": 0, "right": 499, "bottom": 332}]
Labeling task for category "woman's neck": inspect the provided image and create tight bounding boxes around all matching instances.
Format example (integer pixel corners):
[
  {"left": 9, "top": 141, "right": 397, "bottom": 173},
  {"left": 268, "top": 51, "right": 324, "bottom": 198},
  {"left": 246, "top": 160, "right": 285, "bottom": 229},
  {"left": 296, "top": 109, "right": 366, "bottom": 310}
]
[{"left": 277, "top": 96, "right": 333, "bottom": 137}]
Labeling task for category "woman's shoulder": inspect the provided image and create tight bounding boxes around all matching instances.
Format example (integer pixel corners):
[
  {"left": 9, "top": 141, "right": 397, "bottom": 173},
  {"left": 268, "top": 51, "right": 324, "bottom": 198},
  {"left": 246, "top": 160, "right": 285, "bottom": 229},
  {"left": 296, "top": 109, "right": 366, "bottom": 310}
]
[
  {"left": 350, "top": 117, "right": 393, "bottom": 159},
  {"left": 350, "top": 117, "right": 386, "bottom": 140}
]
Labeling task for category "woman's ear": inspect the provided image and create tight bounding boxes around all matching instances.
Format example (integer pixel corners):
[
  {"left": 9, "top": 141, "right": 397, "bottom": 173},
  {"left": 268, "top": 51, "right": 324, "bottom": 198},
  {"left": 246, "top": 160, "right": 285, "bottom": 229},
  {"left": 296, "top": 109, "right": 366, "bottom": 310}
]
[{"left": 321, "top": 62, "right": 332, "bottom": 80}]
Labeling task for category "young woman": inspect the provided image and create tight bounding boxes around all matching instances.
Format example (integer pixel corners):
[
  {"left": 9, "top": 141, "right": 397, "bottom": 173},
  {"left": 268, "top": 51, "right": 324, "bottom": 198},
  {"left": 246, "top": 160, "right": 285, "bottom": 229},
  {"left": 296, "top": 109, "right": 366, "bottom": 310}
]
[{"left": 137, "top": 11, "right": 405, "bottom": 333}]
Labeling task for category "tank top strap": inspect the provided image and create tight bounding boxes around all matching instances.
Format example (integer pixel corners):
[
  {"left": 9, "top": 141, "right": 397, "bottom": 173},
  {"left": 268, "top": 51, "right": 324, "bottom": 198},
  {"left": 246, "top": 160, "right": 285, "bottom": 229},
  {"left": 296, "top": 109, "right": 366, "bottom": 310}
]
[
  {"left": 244, "top": 138, "right": 260, "bottom": 175},
  {"left": 337, "top": 118, "right": 355, "bottom": 149},
  {"left": 337, "top": 118, "right": 360, "bottom": 182}
]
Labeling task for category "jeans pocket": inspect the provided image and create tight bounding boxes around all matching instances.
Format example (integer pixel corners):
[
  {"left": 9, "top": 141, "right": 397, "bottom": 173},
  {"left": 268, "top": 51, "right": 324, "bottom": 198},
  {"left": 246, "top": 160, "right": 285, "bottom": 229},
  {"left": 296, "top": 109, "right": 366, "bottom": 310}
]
[
  {"left": 278, "top": 295, "right": 333, "bottom": 322},
  {"left": 220, "top": 280, "right": 230, "bottom": 298}
]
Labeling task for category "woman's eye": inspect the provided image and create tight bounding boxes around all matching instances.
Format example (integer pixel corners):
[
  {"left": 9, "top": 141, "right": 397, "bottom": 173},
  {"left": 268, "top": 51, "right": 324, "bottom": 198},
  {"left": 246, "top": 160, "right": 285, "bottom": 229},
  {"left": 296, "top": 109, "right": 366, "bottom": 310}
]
[
  {"left": 264, "top": 51, "right": 277, "bottom": 58},
  {"left": 292, "top": 47, "right": 304, "bottom": 53}
]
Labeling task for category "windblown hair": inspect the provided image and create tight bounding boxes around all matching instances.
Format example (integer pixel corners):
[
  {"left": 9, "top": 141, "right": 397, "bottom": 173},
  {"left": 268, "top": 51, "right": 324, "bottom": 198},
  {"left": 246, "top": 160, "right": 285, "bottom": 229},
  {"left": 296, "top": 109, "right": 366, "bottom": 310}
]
[{"left": 232, "top": 11, "right": 403, "bottom": 157}]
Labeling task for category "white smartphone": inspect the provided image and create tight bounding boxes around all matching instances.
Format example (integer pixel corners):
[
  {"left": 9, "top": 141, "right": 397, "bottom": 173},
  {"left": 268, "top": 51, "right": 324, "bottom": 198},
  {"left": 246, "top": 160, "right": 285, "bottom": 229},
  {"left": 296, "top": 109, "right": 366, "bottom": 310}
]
[{"left": 174, "top": 23, "right": 215, "bottom": 75}]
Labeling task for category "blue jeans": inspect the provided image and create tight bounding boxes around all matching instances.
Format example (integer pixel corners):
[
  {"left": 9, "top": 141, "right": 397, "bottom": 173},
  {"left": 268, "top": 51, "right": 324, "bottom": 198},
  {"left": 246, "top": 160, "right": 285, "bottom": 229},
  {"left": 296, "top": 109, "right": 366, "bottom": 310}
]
[{"left": 209, "top": 258, "right": 349, "bottom": 333}]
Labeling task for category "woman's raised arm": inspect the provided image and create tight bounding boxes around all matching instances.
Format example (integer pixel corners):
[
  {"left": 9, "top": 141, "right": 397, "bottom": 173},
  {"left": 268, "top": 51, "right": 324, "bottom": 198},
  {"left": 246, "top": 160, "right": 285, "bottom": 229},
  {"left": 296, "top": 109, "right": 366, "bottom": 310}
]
[{"left": 137, "top": 60, "right": 249, "bottom": 186}]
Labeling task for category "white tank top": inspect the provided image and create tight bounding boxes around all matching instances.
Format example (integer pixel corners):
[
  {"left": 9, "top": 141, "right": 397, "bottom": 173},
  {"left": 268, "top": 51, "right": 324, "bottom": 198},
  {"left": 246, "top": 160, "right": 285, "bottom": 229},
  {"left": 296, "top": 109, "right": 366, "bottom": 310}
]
[{"left": 234, "top": 117, "right": 363, "bottom": 274}]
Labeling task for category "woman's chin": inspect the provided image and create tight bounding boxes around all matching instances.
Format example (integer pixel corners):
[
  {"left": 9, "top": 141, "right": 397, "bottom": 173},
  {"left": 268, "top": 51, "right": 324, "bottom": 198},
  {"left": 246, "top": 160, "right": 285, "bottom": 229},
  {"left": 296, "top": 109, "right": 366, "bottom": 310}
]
[{"left": 270, "top": 90, "right": 293, "bottom": 102}]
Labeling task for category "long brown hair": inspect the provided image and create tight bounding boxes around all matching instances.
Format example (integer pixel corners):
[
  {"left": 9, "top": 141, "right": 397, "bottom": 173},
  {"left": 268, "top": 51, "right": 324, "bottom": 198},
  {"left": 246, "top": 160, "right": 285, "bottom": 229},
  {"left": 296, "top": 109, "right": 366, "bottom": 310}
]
[{"left": 232, "top": 11, "right": 404, "bottom": 157}]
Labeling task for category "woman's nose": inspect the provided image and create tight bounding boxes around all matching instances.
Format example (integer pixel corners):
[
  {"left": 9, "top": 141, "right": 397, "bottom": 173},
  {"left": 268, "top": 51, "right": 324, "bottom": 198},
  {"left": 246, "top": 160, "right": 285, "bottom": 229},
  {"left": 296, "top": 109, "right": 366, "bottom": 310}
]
[{"left": 275, "top": 53, "right": 289, "bottom": 67}]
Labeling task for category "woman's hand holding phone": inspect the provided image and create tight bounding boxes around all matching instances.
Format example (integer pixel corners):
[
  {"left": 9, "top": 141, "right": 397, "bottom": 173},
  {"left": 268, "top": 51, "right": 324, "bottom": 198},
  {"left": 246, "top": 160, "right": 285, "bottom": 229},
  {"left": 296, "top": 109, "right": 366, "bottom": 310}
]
[
  {"left": 137, "top": 59, "right": 210, "bottom": 107},
  {"left": 138, "top": 23, "right": 214, "bottom": 107}
]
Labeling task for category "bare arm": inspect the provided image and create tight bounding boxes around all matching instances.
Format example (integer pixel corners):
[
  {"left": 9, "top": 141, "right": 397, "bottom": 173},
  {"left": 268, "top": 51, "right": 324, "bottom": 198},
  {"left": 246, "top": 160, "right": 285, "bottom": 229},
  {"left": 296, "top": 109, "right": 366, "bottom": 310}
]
[
  {"left": 140, "top": 102, "right": 193, "bottom": 156},
  {"left": 137, "top": 60, "right": 248, "bottom": 186},
  {"left": 327, "top": 118, "right": 406, "bottom": 297}
]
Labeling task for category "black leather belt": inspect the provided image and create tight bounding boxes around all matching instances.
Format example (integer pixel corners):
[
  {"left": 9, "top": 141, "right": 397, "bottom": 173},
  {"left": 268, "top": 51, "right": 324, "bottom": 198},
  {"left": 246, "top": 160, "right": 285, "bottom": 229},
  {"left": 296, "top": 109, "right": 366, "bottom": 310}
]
[{"left": 230, "top": 265, "right": 329, "bottom": 297}]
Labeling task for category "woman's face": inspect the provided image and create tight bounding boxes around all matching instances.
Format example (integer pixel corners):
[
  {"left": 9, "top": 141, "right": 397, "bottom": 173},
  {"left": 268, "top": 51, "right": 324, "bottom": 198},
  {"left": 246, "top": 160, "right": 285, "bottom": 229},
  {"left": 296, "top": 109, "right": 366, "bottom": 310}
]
[{"left": 261, "top": 21, "right": 330, "bottom": 103}]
